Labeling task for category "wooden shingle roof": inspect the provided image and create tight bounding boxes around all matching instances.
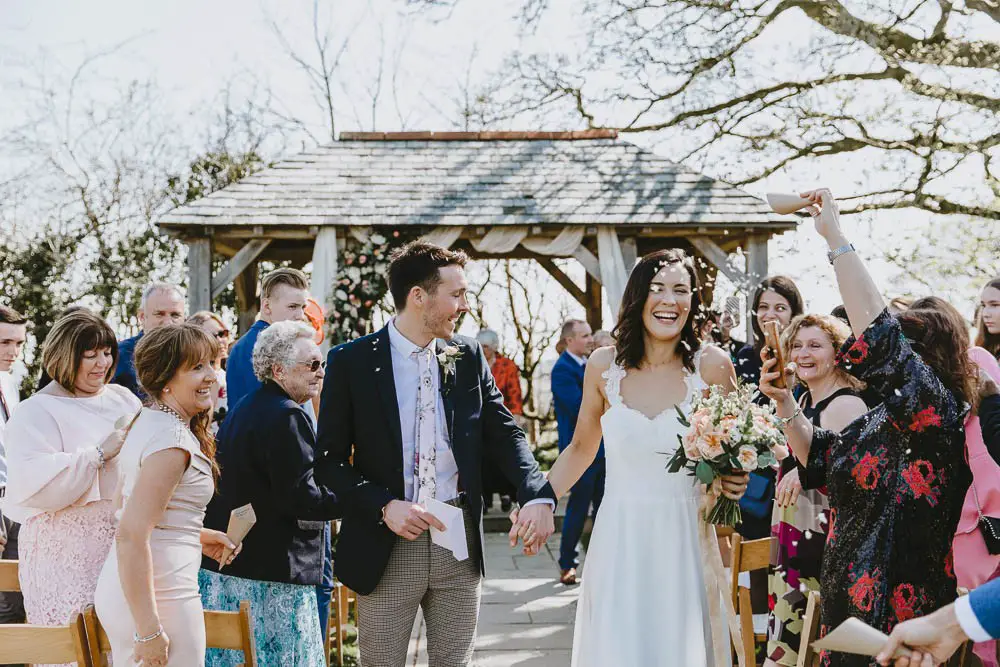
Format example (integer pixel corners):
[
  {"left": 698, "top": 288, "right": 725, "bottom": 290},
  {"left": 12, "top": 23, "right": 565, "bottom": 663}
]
[{"left": 157, "top": 132, "right": 789, "bottom": 230}]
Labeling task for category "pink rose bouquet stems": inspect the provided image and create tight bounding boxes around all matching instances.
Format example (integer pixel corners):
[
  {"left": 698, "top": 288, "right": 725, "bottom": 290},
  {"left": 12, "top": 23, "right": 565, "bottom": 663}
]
[{"left": 666, "top": 382, "right": 788, "bottom": 527}]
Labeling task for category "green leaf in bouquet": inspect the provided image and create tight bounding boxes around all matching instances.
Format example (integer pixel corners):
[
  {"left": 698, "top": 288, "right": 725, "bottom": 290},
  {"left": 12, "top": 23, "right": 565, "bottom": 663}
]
[
  {"left": 758, "top": 451, "right": 777, "bottom": 468},
  {"left": 674, "top": 405, "right": 690, "bottom": 428},
  {"left": 665, "top": 446, "right": 688, "bottom": 473},
  {"left": 695, "top": 460, "right": 715, "bottom": 485}
]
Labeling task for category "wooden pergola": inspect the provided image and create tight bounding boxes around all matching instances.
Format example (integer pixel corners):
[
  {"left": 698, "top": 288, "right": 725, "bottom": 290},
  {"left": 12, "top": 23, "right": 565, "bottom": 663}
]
[{"left": 157, "top": 130, "right": 797, "bottom": 339}]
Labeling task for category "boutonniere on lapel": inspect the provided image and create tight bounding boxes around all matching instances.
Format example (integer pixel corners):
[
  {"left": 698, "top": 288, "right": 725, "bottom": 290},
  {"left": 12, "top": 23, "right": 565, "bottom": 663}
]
[{"left": 437, "top": 344, "right": 463, "bottom": 395}]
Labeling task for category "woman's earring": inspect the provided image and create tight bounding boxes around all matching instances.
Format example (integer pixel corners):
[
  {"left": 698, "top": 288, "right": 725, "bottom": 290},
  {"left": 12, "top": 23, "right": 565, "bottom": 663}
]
[{"left": 164, "top": 387, "right": 171, "bottom": 393}]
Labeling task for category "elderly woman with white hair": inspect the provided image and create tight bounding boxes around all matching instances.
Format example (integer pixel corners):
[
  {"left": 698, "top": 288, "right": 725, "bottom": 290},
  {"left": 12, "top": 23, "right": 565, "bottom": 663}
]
[{"left": 199, "top": 321, "right": 340, "bottom": 666}]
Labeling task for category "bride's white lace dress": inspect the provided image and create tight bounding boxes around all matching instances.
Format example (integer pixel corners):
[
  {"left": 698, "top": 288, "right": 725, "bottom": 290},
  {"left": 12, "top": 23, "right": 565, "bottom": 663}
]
[{"left": 572, "top": 349, "right": 728, "bottom": 667}]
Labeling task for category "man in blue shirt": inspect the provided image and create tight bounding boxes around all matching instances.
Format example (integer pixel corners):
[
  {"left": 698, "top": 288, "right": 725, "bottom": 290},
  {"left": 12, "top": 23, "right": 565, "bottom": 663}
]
[
  {"left": 112, "top": 283, "right": 186, "bottom": 399},
  {"left": 226, "top": 267, "right": 310, "bottom": 411},
  {"left": 551, "top": 318, "right": 602, "bottom": 586},
  {"left": 878, "top": 577, "right": 1000, "bottom": 665}
]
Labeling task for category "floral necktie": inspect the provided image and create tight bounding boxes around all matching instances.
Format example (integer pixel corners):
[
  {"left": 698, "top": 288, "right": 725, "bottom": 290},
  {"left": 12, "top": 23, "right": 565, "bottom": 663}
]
[{"left": 413, "top": 347, "right": 437, "bottom": 504}]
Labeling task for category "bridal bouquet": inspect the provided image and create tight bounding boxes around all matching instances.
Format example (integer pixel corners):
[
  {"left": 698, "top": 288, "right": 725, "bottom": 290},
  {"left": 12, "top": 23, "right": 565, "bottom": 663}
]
[{"left": 667, "top": 382, "right": 788, "bottom": 526}]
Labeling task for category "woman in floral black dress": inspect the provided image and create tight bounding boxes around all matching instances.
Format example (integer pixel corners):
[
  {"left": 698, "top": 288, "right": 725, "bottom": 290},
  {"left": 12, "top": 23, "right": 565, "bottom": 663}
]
[{"left": 760, "top": 188, "right": 974, "bottom": 667}]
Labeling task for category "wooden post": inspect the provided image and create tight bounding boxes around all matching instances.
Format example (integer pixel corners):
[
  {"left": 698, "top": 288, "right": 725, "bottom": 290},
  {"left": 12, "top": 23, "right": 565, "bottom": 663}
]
[
  {"left": 585, "top": 273, "right": 603, "bottom": 332},
  {"left": 234, "top": 262, "right": 260, "bottom": 335},
  {"left": 745, "top": 234, "right": 769, "bottom": 343},
  {"left": 188, "top": 238, "right": 212, "bottom": 314}
]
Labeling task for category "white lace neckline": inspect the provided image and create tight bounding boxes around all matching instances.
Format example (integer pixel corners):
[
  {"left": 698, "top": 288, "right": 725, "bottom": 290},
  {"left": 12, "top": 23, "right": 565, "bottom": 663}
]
[{"left": 602, "top": 348, "right": 705, "bottom": 420}]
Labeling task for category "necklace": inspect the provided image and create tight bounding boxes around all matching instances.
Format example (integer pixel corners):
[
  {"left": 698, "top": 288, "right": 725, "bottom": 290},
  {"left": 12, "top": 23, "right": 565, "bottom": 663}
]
[{"left": 153, "top": 402, "right": 192, "bottom": 432}]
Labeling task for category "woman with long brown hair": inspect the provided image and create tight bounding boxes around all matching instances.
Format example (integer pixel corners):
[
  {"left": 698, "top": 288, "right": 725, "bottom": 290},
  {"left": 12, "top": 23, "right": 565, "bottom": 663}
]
[
  {"left": 95, "top": 324, "right": 238, "bottom": 667},
  {"left": 539, "top": 248, "right": 748, "bottom": 667},
  {"left": 760, "top": 189, "right": 972, "bottom": 667},
  {"left": 977, "top": 278, "right": 1000, "bottom": 360}
]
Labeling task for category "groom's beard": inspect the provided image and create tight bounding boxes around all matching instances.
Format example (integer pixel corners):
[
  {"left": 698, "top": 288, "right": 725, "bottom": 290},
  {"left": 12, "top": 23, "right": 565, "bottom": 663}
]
[{"left": 423, "top": 309, "right": 455, "bottom": 339}]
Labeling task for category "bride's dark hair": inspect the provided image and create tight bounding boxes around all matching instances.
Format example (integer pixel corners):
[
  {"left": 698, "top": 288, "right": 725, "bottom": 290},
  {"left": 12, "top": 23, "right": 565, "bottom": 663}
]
[{"left": 611, "top": 249, "right": 702, "bottom": 372}]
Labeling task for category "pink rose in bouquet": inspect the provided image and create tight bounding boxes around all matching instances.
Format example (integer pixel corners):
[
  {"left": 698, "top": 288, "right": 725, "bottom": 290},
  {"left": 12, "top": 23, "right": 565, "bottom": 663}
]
[{"left": 667, "top": 382, "right": 787, "bottom": 526}]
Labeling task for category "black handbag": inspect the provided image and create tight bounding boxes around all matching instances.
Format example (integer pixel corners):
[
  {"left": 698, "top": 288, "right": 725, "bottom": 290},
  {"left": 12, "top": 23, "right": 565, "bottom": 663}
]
[{"left": 970, "top": 478, "right": 1000, "bottom": 556}]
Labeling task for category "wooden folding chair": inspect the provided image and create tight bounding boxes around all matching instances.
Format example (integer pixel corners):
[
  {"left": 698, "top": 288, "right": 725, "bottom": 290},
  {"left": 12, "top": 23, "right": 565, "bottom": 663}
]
[
  {"left": 0, "top": 558, "right": 20, "bottom": 592},
  {"left": 0, "top": 610, "right": 91, "bottom": 665},
  {"left": 330, "top": 581, "right": 358, "bottom": 667},
  {"left": 730, "top": 534, "right": 773, "bottom": 667},
  {"left": 84, "top": 600, "right": 258, "bottom": 667},
  {"left": 796, "top": 590, "right": 822, "bottom": 667}
]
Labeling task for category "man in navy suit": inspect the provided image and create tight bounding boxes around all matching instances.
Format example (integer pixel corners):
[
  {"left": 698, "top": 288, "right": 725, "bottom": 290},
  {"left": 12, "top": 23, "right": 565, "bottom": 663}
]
[
  {"left": 316, "top": 242, "right": 556, "bottom": 667},
  {"left": 551, "top": 318, "right": 603, "bottom": 585}
]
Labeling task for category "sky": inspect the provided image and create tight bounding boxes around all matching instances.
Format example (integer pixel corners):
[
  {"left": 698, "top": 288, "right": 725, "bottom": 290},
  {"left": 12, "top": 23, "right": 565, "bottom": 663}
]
[{"left": 0, "top": 0, "right": 988, "bottom": 348}]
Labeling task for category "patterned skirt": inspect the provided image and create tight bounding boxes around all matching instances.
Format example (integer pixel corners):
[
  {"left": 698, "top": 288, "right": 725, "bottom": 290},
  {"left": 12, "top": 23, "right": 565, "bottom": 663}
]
[
  {"left": 199, "top": 569, "right": 326, "bottom": 666},
  {"left": 20, "top": 501, "right": 116, "bottom": 667},
  {"left": 766, "top": 486, "right": 829, "bottom": 666}
]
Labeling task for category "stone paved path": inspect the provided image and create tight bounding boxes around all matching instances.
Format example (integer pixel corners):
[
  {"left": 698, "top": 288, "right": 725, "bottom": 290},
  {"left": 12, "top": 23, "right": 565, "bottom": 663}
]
[{"left": 407, "top": 532, "right": 584, "bottom": 666}]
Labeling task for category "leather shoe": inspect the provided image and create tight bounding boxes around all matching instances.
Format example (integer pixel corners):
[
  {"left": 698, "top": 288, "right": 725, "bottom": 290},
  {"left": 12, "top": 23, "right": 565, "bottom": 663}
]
[{"left": 559, "top": 568, "right": 578, "bottom": 585}]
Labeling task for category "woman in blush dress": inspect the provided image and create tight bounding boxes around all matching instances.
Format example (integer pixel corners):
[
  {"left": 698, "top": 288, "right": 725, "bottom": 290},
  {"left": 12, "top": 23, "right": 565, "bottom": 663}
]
[
  {"left": 3, "top": 310, "right": 140, "bottom": 667},
  {"left": 95, "top": 324, "right": 238, "bottom": 667}
]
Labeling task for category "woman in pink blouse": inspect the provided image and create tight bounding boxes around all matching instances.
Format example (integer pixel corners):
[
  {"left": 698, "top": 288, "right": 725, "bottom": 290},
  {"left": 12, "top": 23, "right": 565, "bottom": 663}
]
[{"left": 3, "top": 310, "right": 140, "bottom": 665}]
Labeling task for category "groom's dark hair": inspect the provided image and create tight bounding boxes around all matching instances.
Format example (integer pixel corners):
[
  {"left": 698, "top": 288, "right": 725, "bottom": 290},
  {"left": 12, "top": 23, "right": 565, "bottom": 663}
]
[{"left": 388, "top": 241, "right": 469, "bottom": 311}]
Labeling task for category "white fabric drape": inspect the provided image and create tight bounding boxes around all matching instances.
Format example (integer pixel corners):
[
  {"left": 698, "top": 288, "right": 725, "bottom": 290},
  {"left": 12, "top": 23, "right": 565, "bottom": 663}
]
[
  {"left": 596, "top": 226, "right": 628, "bottom": 316},
  {"left": 419, "top": 227, "right": 463, "bottom": 249},
  {"left": 310, "top": 227, "right": 339, "bottom": 312},
  {"left": 521, "top": 226, "right": 585, "bottom": 256},
  {"left": 470, "top": 227, "right": 529, "bottom": 254}
]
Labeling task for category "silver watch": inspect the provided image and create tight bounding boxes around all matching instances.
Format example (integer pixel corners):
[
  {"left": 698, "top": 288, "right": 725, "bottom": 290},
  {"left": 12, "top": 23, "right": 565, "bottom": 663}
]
[{"left": 827, "top": 243, "right": 855, "bottom": 264}]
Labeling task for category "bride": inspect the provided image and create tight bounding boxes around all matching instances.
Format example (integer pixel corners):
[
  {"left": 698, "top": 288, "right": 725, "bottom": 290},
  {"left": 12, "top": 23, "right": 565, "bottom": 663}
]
[{"left": 519, "top": 249, "right": 749, "bottom": 666}]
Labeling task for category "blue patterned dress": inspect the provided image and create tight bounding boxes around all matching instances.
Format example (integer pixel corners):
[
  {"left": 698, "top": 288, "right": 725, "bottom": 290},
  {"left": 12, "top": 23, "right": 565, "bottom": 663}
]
[
  {"left": 800, "top": 310, "right": 970, "bottom": 666},
  {"left": 199, "top": 568, "right": 326, "bottom": 666}
]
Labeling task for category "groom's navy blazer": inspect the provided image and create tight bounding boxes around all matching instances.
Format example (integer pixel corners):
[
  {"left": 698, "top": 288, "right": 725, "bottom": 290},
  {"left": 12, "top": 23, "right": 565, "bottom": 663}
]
[{"left": 316, "top": 326, "right": 556, "bottom": 595}]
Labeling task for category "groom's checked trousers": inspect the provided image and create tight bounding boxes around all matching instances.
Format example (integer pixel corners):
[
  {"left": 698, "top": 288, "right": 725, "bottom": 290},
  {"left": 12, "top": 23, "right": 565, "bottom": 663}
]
[{"left": 357, "top": 502, "right": 482, "bottom": 667}]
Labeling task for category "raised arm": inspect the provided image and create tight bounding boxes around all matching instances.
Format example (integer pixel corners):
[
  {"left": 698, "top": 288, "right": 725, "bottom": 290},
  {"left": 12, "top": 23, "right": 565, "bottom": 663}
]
[
  {"left": 545, "top": 347, "right": 611, "bottom": 499},
  {"left": 802, "top": 188, "right": 885, "bottom": 338}
]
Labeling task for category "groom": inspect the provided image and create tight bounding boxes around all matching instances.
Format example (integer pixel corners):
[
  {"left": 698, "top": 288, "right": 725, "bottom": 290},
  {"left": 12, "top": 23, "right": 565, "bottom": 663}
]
[{"left": 316, "top": 241, "right": 556, "bottom": 666}]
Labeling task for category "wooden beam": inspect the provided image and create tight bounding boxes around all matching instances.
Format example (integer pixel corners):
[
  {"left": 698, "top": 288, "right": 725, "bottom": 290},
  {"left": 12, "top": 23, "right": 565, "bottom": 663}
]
[
  {"left": 188, "top": 238, "right": 212, "bottom": 314},
  {"left": 536, "top": 257, "right": 586, "bottom": 308},
  {"left": 689, "top": 236, "right": 749, "bottom": 288},
  {"left": 745, "top": 234, "right": 769, "bottom": 341},
  {"left": 234, "top": 263, "right": 259, "bottom": 335},
  {"left": 573, "top": 245, "right": 602, "bottom": 282},
  {"left": 585, "top": 273, "right": 603, "bottom": 332},
  {"left": 211, "top": 239, "right": 272, "bottom": 300}
]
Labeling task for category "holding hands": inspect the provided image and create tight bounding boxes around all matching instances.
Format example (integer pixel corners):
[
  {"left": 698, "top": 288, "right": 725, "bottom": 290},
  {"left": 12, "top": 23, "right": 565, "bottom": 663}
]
[{"left": 507, "top": 502, "right": 556, "bottom": 556}]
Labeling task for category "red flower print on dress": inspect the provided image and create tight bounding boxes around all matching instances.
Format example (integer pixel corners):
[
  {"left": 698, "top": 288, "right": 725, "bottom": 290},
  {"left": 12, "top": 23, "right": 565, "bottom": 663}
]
[
  {"left": 851, "top": 452, "right": 884, "bottom": 490},
  {"left": 898, "top": 460, "right": 943, "bottom": 507},
  {"left": 944, "top": 549, "right": 955, "bottom": 580},
  {"left": 908, "top": 406, "right": 943, "bottom": 432},
  {"left": 842, "top": 337, "right": 870, "bottom": 365},
  {"left": 847, "top": 566, "right": 882, "bottom": 612},
  {"left": 890, "top": 583, "right": 925, "bottom": 622},
  {"left": 827, "top": 508, "right": 838, "bottom": 547}
]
